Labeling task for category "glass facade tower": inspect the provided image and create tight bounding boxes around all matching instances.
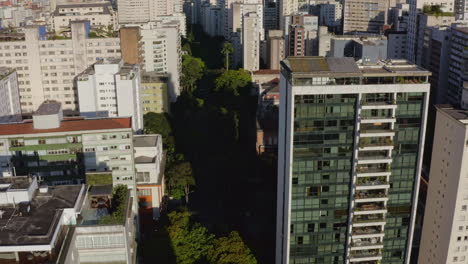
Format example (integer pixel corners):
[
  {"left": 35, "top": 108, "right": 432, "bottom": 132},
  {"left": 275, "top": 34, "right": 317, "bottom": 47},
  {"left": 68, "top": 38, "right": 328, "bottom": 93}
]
[{"left": 276, "top": 57, "right": 430, "bottom": 264}]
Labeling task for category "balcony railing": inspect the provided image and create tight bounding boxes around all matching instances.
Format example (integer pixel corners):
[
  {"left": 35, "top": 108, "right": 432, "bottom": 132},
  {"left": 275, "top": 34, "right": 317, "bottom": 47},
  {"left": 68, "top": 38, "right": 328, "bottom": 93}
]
[
  {"left": 352, "top": 227, "right": 383, "bottom": 235},
  {"left": 356, "top": 166, "right": 390, "bottom": 174},
  {"left": 350, "top": 249, "right": 381, "bottom": 258},
  {"left": 354, "top": 191, "right": 386, "bottom": 199},
  {"left": 355, "top": 203, "right": 386, "bottom": 211},
  {"left": 359, "top": 138, "right": 393, "bottom": 148},
  {"left": 356, "top": 177, "right": 389, "bottom": 186},
  {"left": 353, "top": 215, "right": 386, "bottom": 223},
  {"left": 351, "top": 239, "right": 383, "bottom": 247}
]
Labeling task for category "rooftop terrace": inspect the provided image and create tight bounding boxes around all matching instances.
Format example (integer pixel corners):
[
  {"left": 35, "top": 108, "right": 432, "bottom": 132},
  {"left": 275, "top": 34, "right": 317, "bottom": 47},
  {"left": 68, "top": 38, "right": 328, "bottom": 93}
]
[
  {"left": 0, "top": 184, "right": 84, "bottom": 246},
  {"left": 281, "top": 57, "right": 431, "bottom": 78}
]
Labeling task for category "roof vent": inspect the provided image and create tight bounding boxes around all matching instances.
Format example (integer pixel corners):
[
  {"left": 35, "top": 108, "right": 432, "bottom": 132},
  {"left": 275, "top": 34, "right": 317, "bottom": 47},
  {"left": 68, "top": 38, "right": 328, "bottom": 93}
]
[{"left": 39, "top": 185, "right": 48, "bottom": 193}]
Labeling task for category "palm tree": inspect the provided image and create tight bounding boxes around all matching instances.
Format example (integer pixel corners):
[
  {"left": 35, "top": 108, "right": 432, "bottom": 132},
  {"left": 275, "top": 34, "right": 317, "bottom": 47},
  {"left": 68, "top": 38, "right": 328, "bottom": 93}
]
[{"left": 221, "top": 42, "right": 234, "bottom": 70}]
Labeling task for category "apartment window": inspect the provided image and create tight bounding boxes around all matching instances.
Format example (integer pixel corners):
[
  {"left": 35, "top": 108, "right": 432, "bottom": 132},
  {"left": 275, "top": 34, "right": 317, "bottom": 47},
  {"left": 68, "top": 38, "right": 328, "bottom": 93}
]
[
  {"left": 292, "top": 177, "right": 298, "bottom": 184},
  {"left": 306, "top": 186, "right": 319, "bottom": 196},
  {"left": 463, "top": 205, "right": 467, "bottom": 211},
  {"left": 297, "top": 237, "right": 303, "bottom": 245},
  {"left": 307, "top": 224, "right": 314, "bottom": 232},
  {"left": 38, "top": 139, "right": 46, "bottom": 145}
]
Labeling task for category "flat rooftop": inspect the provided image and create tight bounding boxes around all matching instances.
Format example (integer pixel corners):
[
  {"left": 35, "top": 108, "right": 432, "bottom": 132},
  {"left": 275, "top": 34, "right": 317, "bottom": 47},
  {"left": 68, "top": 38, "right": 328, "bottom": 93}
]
[
  {"left": 281, "top": 57, "right": 431, "bottom": 77},
  {"left": 0, "top": 117, "right": 131, "bottom": 136},
  {"left": 0, "top": 185, "right": 83, "bottom": 246},
  {"left": 34, "top": 101, "right": 61, "bottom": 116},
  {"left": 436, "top": 104, "right": 468, "bottom": 124},
  {"left": 0, "top": 176, "right": 33, "bottom": 190},
  {"left": 134, "top": 135, "right": 159, "bottom": 148}
]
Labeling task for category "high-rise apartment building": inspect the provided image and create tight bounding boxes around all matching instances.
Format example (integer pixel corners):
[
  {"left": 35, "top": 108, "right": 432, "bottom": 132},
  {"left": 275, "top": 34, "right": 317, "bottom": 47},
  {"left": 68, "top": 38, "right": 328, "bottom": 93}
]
[
  {"left": 418, "top": 104, "right": 468, "bottom": 264},
  {"left": 343, "top": 0, "right": 388, "bottom": 33},
  {"left": 319, "top": 1, "right": 342, "bottom": 28},
  {"left": 276, "top": 57, "right": 430, "bottom": 264},
  {"left": 120, "top": 23, "right": 182, "bottom": 101},
  {"left": 0, "top": 101, "right": 136, "bottom": 188},
  {"left": 267, "top": 30, "right": 285, "bottom": 70},
  {"left": 117, "top": 0, "right": 183, "bottom": 23},
  {"left": 0, "top": 67, "right": 21, "bottom": 122},
  {"left": 243, "top": 12, "right": 262, "bottom": 71},
  {"left": 287, "top": 15, "right": 319, "bottom": 56},
  {"left": 448, "top": 26, "right": 468, "bottom": 106},
  {"left": 0, "top": 22, "right": 121, "bottom": 113},
  {"left": 76, "top": 58, "right": 144, "bottom": 132}
]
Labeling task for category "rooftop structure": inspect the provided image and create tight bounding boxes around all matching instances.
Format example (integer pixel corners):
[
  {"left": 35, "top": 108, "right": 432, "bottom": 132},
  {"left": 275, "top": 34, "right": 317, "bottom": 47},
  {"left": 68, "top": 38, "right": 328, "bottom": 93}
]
[
  {"left": 281, "top": 57, "right": 430, "bottom": 77},
  {"left": 0, "top": 178, "right": 85, "bottom": 263}
]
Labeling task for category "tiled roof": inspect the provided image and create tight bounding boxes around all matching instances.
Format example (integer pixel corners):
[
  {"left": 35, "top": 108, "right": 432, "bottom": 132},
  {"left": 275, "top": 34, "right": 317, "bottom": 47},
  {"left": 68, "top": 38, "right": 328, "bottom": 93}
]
[{"left": 0, "top": 117, "right": 132, "bottom": 136}]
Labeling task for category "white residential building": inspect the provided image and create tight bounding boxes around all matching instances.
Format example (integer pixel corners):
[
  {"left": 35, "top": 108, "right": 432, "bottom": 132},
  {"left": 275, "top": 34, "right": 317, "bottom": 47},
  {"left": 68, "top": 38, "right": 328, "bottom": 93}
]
[
  {"left": 50, "top": 2, "right": 118, "bottom": 32},
  {"left": 117, "top": 0, "right": 184, "bottom": 23},
  {"left": 0, "top": 22, "right": 121, "bottom": 114},
  {"left": 134, "top": 135, "right": 165, "bottom": 220},
  {"left": 418, "top": 105, "right": 468, "bottom": 264},
  {"left": 139, "top": 23, "right": 182, "bottom": 101},
  {"left": 0, "top": 68, "right": 21, "bottom": 123},
  {"left": 76, "top": 58, "right": 144, "bottom": 132},
  {"left": 243, "top": 12, "right": 261, "bottom": 71}
]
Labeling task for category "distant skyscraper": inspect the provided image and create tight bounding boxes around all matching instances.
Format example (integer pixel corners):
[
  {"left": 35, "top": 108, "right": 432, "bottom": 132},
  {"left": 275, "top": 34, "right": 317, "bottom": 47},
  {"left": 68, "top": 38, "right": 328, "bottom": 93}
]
[{"left": 276, "top": 57, "right": 430, "bottom": 264}]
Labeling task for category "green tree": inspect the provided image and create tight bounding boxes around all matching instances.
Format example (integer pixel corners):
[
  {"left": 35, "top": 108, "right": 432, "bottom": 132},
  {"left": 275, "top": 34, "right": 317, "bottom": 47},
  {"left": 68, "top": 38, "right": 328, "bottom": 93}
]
[
  {"left": 207, "top": 231, "right": 257, "bottom": 264},
  {"left": 167, "top": 211, "right": 214, "bottom": 264},
  {"left": 167, "top": 162, "right": 195, "bottom": 203},
  {"left": 221, "top": 42, "right": 234, "bottom": 70},
  {"left": 181, "top": 55, "right": 206, "bottom": 92},
  {"left": 143, "top": 112, "right": 172, "bottom": 140},
  {"left": 214, "top": 69, "right": 252, "bottom": 95}
]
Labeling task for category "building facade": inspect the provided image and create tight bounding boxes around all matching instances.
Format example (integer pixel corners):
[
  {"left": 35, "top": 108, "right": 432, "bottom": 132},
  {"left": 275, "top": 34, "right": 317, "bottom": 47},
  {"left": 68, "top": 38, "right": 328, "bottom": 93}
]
[
  {"left": 0, "top": 22, "right": 120, "bottom": 113},
  {"left": 276, "top": 57, "right": 430, "bottom": 264},
  {"left": 0, "top": 101, "right": 136, "bottom": 188},
  {"left": 267, "top": 30, "right": 285, "bottom": 70},
  {"left": 141, "top": 72, "right": 169, "bottom": 114},
  {"left": 76, "top": 58, "right": 144, "bottom": 132},
  {"left": 0, "top": 67, "right": 21, "bottom": 122},
  {"left": 418, "top": 105, "right": 468, "bottom": 264},
  {"left": 343, "top": 0, "right": 388, "bottom": 33},
  {"left": 50, "top": 3, "right": 117, "bottom": 32}
]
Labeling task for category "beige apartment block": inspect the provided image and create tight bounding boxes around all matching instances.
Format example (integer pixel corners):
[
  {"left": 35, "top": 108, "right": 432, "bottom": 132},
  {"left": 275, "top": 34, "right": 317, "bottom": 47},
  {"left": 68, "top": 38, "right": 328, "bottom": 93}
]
[
  {"left": 343, "top": 0, "right": 388, "bottom": 33},
  {"left": 0, "top": 22, "right": 120, "bottom": 113}
]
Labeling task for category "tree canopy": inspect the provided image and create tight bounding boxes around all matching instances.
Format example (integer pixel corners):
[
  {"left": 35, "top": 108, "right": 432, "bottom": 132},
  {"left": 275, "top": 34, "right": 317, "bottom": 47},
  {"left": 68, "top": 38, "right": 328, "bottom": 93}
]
[
  {"left": 181, "top": 55, "right": 206, "bottom": 92},
  {"left": 207, "top": 231, "right": 257, "bottom": 264},
  {"left": 167, "top": 162, "right": 196, "bottom": 202},
  {"left": 167, "top": 211, "right": 214, "bottom": 264}
]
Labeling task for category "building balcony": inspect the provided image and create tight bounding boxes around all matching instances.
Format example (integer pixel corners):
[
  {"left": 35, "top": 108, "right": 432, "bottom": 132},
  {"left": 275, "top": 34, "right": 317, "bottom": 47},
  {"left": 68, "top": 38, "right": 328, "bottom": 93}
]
[
  {"left": 357, "top": 156, "right": 392, "bottom": 165},
  {"left": 354, "top": 190, "right": 387, "bottom": 202},
  {"left": 352, "top": 226, "right": 385, "bottom": 238},
  {"left": 349, "top": 249, "right": 382, "bottom": 262},
  {"left": 360, "top": 117, "right": 396, "bottom": 124},
  {"left": 354, "top": 202, "right": 386, "bottom": 212},
  {"left": 355, "top": 176, "right": 390, "bottom": 190},
  {"left": 358, "top": 137, "right": 393, "bottom": 149},
  {"left": 361, "top": 101, "right": 397, "bottom": 110},
  {"left": 352, "top": 214, "right": 386, "bottom": 227},
  {"left": 359, "top": 129, "right": 395, "bottom": 138},
  {"left": 351, "top": 238, "right": 384, "bottom": 250}
]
